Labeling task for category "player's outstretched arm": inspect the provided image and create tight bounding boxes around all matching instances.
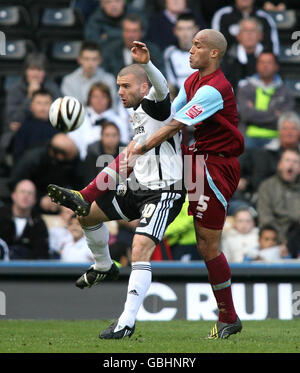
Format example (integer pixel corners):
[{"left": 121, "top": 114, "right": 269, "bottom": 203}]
[
  {"left": 128, "top": 119, "right": 185, "bottom": 162},
  {"left": 132, "top": 41, "right": 168, "bottom": 102}
]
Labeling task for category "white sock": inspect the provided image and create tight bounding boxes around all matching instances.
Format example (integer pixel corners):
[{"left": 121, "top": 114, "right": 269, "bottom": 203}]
[
  {"left": 117, "top": 262, "right": 152, "bottom": 329},
  {"left": 83, "top": 223, "right": 113, "bottom": 271}
]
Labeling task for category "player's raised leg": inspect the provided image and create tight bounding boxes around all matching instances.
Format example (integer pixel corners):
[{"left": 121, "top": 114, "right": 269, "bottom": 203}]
[
  {"left": 193, "top": 222, "right": 242, "bottom": 339},
  {"left": 75, "top": 202, "right": 119, "bottom": 289},
  {"left": 99, "top": 233, "right": 156, "bottom": 340},
  {"left": 47, "top": 150, "right": 132, "bottom": 217}
]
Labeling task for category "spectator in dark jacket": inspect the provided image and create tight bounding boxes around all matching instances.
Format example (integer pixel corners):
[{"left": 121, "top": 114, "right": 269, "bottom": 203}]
[
  {"left": 13, "top": 89, "right": 57, "bottom": 162},
  {"left": 211, "top": 0, "right": 279, "bottom": 55},
  {"left": 5, "top": 53, "right": 61, "bottom": 130},
  {"left": 84, "top": 0, "right": 144, "bottom": 50},
  {"left": 103, "top": 14, "right": 166, "bottom": 78},
  {"left": 83, "top": 120, "right": 124, "bottom": 184},
  {"left": 0, "top": 179, "right": 49, "bottom": 259},
  {"left": 9, "top": 134, "right": 82, "bottom": 214},
  {"left": 221, "top": 17, "right": 264, "bottom": 90},
  {"left": 146, "top": 0, "right": 206, "bottom": 51}
]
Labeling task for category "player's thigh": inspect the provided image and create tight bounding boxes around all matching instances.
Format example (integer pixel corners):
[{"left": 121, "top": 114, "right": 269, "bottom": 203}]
[
  {"left": 78, "top": 201, "right": 110, "bottom": 227},
  {"left": 131, "top": 233, "right": 157, "bottom": 262},
  {"left": 193, "top": 218, "right": 222, "bottom": 261}
]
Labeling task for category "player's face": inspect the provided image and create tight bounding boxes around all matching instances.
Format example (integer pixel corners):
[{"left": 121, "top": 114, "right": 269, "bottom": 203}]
[
  {"left": 117, "top": 74, "right": 145, "bottom": 108},
  {"left": 189, "top": 36, "right": 211, "bottom": 70}
]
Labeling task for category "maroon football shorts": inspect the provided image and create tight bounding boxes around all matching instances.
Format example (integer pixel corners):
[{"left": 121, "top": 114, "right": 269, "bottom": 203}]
[{"left": 183, "top": 146, "right": 240, "bottom": 230}]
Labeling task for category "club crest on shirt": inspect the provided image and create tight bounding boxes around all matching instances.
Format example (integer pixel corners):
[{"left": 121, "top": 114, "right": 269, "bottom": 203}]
[{"left": 185, "top": 104, "right": 204, "bottom": 119}]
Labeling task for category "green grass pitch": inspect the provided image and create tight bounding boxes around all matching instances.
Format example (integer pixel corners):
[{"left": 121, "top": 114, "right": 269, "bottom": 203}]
[{"left": 0, "top": 319, "right": 299, "bottom": 353}]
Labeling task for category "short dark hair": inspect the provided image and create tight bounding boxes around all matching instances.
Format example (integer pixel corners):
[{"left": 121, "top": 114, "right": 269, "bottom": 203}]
[
  {"left": 31, "top": 88, "right": 53, "bottom": 101},
  {"left": 101, "top": 120, "right": 120, "bottom": 135},
  {"left": 122, "top": 13, "right": 144, "bottom": 31},
  {"left": 176, "top": 12, "right": 197, "bottom": 24},
  {"left": 259, "top": 224, "right": 279, "bottom": 238},
  {"left": 257, "top": 49, "right": 279, "bottom": 65},
  {"left": 79, "top": 40, "right": 102, "bottom": 56},
  {"left": 24, "top": 53, "right": 48, "bottom": 71}
]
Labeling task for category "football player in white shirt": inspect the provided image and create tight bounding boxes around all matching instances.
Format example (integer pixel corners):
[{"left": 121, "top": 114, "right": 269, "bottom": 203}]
[{"left": 48, "top": 42, "right": 185, "bottom": 339}]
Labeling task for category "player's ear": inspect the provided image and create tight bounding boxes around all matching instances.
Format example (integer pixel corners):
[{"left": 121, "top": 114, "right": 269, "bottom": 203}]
[
  {"left": 141, "top": 81, "right": 149, "bottom": 96},
  {"left": 210, "top": 48, "right": 219, "bottom": 59}
]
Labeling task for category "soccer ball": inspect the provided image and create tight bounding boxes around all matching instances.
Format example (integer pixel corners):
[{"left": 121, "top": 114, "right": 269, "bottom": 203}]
[{"left": 49, "top": 96, "right": 85, "bottom": 133}]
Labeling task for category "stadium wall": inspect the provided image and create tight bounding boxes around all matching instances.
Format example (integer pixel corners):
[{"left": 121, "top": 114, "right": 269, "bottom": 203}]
[{"left": 0, "top": 262, "right": 300, "bottom": 320}]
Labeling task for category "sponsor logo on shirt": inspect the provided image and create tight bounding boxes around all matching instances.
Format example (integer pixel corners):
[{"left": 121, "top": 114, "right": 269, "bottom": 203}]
[{"left": 185, "top": 104, "right": 204, "bottom": 119}]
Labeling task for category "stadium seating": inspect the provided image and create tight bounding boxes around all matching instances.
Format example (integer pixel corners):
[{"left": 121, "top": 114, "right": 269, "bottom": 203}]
[
  {"left": 0, "top": 5, "right": 33, "bottom": 38},
  {"left": 35, "top": 7, "right": 84, "bottom": 43}
]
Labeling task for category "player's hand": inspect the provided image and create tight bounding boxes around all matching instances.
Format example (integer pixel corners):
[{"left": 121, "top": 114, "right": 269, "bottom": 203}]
[{"left": 131, "top": 41, "right": 150, "bottom": 64}]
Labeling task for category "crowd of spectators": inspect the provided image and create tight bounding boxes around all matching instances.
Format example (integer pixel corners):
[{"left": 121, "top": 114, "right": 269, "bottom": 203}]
[{"left": 0, "top": 0, "right": 300, "bottom": 264}]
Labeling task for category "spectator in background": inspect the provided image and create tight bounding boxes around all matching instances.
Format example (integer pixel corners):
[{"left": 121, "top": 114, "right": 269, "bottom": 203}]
[
  {"left": 83, "top": 120, "right": 124, "bottom": 185},
  {"left": 60, "top": 215, "right": 93, "bottom": 262},
  {"left": 164, "top": 13, "right": 198, "bottom": 90},
  {"left": 84, "top": 0, "right": 144, "bottom": 50},
  {"left": 249, "top": 224, "right": 288, "bottom": 261},
  {"left": 0, "top": 180, "right": 49, "bottom": 259},
  {"left": 146, "top": 0, "right": 205, "bottom": 51},
  {"left": 221, "top": 17, "right": 265, "bottom": 90},
  {"left": 257, "top": 149, "right": 300, "bottom": 243},
  {"left": 13, "top": 89, "right": 57, "bottom": 162},
  {"left": 61, "top": 41, "right": 117, "bottom": 108},
  {"left": 243, "top": 111, "right": 300, "bottom": 193},
  {"left": 5, "top": 53, "right": 60, "bottom": 130},
  {"left": 0, "top": 238, "right": 9, "bottom": 261},
  {"left": 48, "top": 206, "right": 74, "bottom": 259},
  {"left": 9, "top": 134, "right": 82, "bottom": 214},
  {"left": 233, "top": 112, "right": 300, "bottom": 211},
  {"left": 103, "top": 14, "right": 165, "bottom": 78},
  {"left": 211, "top": 0, "right": 279, "bottom": 55},
  {"left": 222, "top": 207, "right": 259, "bottom": 262},
  {"left": 68, "top": 82, "right": 131, "bottom": 160},
  {"left": 237, "top": 51, "right": 295, "bottom": 148}
]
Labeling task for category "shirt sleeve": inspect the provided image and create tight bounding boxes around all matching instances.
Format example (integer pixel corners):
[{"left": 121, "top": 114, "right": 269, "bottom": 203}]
[
  {"left": 172, "top": 84, "right": 187, "bottom": 113},
  {"left": 173, "top": 85, "right": 224, "bottom": 126}
]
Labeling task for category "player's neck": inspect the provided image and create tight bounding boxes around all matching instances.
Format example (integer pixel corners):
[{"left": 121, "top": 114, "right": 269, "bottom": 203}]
[{"left": 198, "top": 65, "right": 218, "bottom": 79}]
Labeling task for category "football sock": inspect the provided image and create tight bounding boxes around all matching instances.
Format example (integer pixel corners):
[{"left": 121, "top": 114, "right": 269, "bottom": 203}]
[
  {"left": 205, "top": 252, "right": 237, "bottom": 324},
  {"left": 82, "top": 222, "right": 113, "bottom": 272},
  {"left": 116, "top": 262, "right": 152, "bottom": 329},
  {"left": 79, "top": 152, "right": 132, "bottom": 203}
]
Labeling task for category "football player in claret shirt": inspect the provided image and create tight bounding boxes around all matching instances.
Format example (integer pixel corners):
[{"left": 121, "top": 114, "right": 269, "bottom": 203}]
[{"left": 129, "top": 29, "right": 245, "bottom": 339}]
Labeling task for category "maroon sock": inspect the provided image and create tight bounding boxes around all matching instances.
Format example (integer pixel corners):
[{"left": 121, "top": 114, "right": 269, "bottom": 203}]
[
  {"left": 205, "top": 252, "right": 237, "bottom": 324},
  {"left": 79, "top": 152, "right": 132, "bottom": 203}
]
